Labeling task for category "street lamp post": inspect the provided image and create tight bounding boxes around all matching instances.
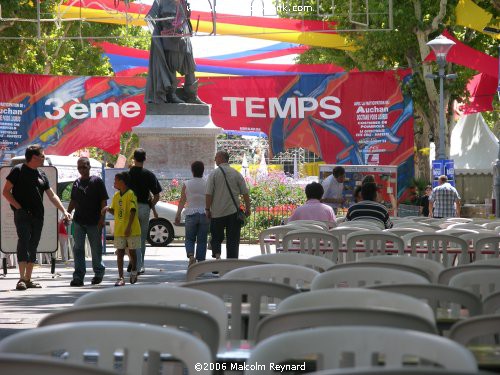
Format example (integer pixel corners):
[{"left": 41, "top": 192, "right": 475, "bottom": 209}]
[{"left": 426, "top": 35, "right": 456, "bottom": 160}]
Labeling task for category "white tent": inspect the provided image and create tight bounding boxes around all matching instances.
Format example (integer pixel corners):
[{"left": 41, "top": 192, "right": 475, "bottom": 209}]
[{"left": 449, "top": 113, "right": 499, "bottom": 174}]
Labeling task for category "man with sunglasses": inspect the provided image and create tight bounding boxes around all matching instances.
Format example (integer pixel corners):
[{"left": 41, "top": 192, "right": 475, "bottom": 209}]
[
  {"left": 3, "top": 145, "right": 71, "bottom": 290},
  {"left": 67, "top": 157, "right": 109, "bottom": 286}
]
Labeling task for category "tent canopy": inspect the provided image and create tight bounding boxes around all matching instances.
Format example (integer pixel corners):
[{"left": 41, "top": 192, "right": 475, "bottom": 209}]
[{"left": 450, "top": 113, "right": 499, "bottom": 174}]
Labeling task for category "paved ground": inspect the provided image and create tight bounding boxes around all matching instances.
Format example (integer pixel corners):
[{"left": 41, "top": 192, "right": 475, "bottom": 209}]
[{"left": 0, "top": 241, "right": 262, "bottom": 340}]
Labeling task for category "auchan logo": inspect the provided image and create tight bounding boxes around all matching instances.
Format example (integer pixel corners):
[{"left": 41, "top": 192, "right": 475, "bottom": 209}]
[{"left": 222, "top": 96, "right": 342, "bottom": 119}]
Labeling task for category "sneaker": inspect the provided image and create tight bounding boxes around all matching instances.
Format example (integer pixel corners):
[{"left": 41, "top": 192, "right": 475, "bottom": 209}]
[
  {"left": 130, "top": 271, "right": 138, "bottom": 284},
  {"left": 25, "top": 280, "right": 42, "bottom": 288},
  {"left": 16, "top": 279, "right": 27, "bottom": 291},
  {"left": 114, "top": 278, "right": 125, "bottom": 287},
  {"left": 138, "top": 268, "right": 145, "bottom": 275},
  {"left": 126, "top": 264, "right": 132, "bottom": 273},
  {"left": 90, "top": 276, "right": 103, "bottom": 285},
  {"left": 70, "top": 279, "right": 84, "bottom": 287}
]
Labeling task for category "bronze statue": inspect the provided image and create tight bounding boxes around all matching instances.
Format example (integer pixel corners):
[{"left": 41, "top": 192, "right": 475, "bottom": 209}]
[{"left": 145, "top": 0, "right": 204, "bottom": 104}]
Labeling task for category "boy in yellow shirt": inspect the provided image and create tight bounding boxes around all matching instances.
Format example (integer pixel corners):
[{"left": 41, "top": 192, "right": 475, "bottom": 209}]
[{"left": 102, "top": 172, "right": 141, "bottom": 286}]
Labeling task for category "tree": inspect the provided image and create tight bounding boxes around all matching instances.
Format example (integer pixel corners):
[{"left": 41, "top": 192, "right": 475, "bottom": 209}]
[
  {"left": 0, "top": 0, "right": 150, "bottom": 159},
  {"left": 280, "top": 0, "right": 498, "bottom": 179}
]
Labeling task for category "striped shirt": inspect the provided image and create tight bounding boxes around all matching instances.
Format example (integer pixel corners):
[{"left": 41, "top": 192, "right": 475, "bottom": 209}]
[
  {"left": 346, "top": 200, "right": 393, "bottom": 229},
  {"left": 429, "top": 182, "right": 461, "bottom": 218}
]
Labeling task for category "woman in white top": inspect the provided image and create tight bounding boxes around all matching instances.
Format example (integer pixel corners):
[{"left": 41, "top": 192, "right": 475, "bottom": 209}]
[{"left": 175, "top": 161, "right": 209, "bottom": 266}]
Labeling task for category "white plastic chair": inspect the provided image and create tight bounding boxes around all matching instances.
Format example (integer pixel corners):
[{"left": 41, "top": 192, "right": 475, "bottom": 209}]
[
  {"left": 370, "top": 284, "right": 483, "bottom": 319},
  {"left": 182, "top": 279, "right": 298, "bottom": 340},
  {"left": 277, "top": 288, "right": 435, "bottom": 327},
  {"left": 437, "top": 264, "right": 500, "bottom": 285},
  {"left": 483, "top": 290, "right": 500, "bottom": 314},
  {"left": 282, "top": 229, "right": 340, "bottom": 262},
  {"left": 404, "top": 234, "right": 469, "bottom": 267},
  {"left": 258, "top": 225, "right": 299, "bottom": 254},
  {"left": 393, "top": 222, "right": 439, "bottom": 230},
  {"left": 328, "top": 262, "right": 431, "bottom": 282},
  {"left": 287, "top": 219, "right": 331, "bottom": 230},
  {"left": 245, "top": 326, "right": 477, "bottom": 374},
  {"left": 338, "top": 220, "right": 383, "bottom": 230},
  {"left": 345, "top": 231, "right": 405, "bottom": 262},
  {"left": 0, "top": 353, "right": 116, "bottom": 375},
  {"left": 449, "top": 314, "right": 500, "bottom": 345},
  {"left": 311, "top": 266, "right": 429, "bottom": 290},
  {"left": 38, "top": 303, "right": 220, "bottom": 357},
  {"left": 384, "top": 227, "right": 424, "bottom": 237},
  {"left": 73, "top": 285, "right": 228, "bottom": 350},
  {"left": 186, "top": 259, "right": 265, "bottom": 280},
  {"left": 0, "top": 322, "right": 212, "bottom": 375},
  {"left": 250, "top": 252, "right": 335, "bottom": 272},
  {"left": 222, "top": 263, "right": 319, "bottom": 290},
  {"left": 449, "top": 269, "right": 500, "bottom": 299},
  {"left": 329, "top": 226, "right": 369, "bottom": 247},
  {"left": 481, "top": 221, "right": 500, "bottom": 230},
  {"left": 356, "top": 254, "right": 444, "bottom": 283}
]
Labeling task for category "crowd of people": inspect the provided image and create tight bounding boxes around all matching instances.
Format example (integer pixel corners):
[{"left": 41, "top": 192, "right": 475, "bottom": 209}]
[{"left": 2, "top": 145, "right": 461, "bottom": 290}]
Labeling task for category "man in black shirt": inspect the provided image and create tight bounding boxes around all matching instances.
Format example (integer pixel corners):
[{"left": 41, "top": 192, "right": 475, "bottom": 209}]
[
  {"left": 346, "top": 182, "right": 393, "bottom": 229},
  {"left": 67, "top": 157, "right": 109, "bottom": 286},
  {"left": 129, "top": 148, "right": 162, "bottom": 273},
  {"left": 3, "top": 145, "right": 71, "bottom": 290}
]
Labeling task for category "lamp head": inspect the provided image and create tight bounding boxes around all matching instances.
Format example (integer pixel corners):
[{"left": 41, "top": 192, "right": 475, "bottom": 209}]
[{"left": 427, "top": 34, "right": 455, "bottom": 64}]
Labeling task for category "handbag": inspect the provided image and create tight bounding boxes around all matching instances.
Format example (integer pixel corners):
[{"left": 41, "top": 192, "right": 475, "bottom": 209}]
[{"left": 219, "top": 167, "right": 247, "bottom": 226}]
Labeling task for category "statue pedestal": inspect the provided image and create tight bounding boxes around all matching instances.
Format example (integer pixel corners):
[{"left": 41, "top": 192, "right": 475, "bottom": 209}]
[{"left": 132, "top": 104, "right": 222, "bottom": 180}]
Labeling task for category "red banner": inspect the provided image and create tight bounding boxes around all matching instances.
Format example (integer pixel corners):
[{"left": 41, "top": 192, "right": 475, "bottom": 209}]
[{"left": 0, "top": 71, "right": 413, "bottom": 167}]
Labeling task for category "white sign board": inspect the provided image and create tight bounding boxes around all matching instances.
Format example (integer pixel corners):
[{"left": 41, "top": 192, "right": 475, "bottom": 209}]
[{"left": 0, "top": 166, "right": 58, "bottom": 254}]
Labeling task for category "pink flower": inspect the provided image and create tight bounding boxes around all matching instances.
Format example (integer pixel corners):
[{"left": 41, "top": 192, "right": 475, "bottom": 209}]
[{"left": 171, "top": 179, "right": 179, "bottom": 187}]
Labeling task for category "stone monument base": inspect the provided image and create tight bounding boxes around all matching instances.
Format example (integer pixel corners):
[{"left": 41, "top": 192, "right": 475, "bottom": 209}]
[{"left": 132, "top": 103, "right": 222, "bottom": 180}]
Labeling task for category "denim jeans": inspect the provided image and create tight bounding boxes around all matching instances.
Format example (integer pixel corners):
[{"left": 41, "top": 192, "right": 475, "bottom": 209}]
[
  {"left": 72, "top": 222, "right": 105, "bottom": 281},
  {"left": 185, "top": 212, "right": 209, "bottom": 261},
  {"left": 136, "top": 203, "right": 150, "bottom": 270},
  {"left": 14, "top": 209, "right": 43, "bottom": 263},
  {"left": 210, "top": 212, "right": 242, "bottom": 259}
]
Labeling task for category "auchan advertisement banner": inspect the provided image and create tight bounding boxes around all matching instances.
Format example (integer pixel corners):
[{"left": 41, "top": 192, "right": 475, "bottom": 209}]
[{"left": 0, "top": 71, "right": 414, "bottom": 169}]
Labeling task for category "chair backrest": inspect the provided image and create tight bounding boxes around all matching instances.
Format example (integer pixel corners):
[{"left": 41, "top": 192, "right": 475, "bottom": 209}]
[
  {"left": 0, "top": 353, "right": 116, "bottom": 375},
  {"left": 311, "top": 266, "right": 429, "bottom": 290},
  {"left": 38, "top": 304, "right": 220, "bottom": 357},
  {"left": 222, "top": 263, "right": 319, "bottom": 290},
  {"left": 406, "top": 234, "right": 469, "bottom": 267},
  {"left": 483, "top": 290, "right": 500, "bottom": 314},
  {"left": 473, "top": 235, "right": 500, "bottom": 259},
  {"left": 73, "top": 285, "right": 227, "bottom": 349},
  {"left": 384, "top": 227, "right": 424, "bottom": 237},
  {"left": 287, "top": 219, "right": 330, "bottom": 230},
  {"left": 0, "top": 322, "right": 212, "bottom": 375},
  {"left": 339, "top": 220, "right": 383, "bottom": 230},
  {"left": 182, "top": 279, "right": 298, "bottom": 340},
  {"left": 356, "top": 255, "right": 444, "bottom": 283},
  {"left": 449, "top": 314, "right": 500, "bottom": 346},
  {"left": 249, "top": 252, "right": 335, "bottom": 272},
  {"left": 255, "top": 307, "right": 437, "bottom": 342},
  {"left": 449, "top": 269, "right": 500, "bottom": 299},
  {"left": 327, "top": 262, "right": 431, "bottom": 282},
  {"left": 446, "top": 223, "right": 486, "bottom": 230},
  {"left": 282, "top": 230, "right": 339, "bottom": 262},
  {"left": 392, "top": 222, "right": 439, "bottom": 231},
  {"left": 472, "top": 257, "right": 500, "bottom": 266},
  {"left": 277, "top": 288, "right": 435, "bottom": 326},
  {"left": 328, "top": 226, "right": 369, "bottom": 247},
  {"left": 258, "top": 225, "right": 298, "bottom": 254},
  {"left": 437, "top": 265, "right": 500, "bottom": 285},
  {"left": 345, "top": 231, "right": 405, "bottom": 262},
  {"left": 369, "top": 284, "right": 483, "bottom": 318},
  {"left": 186, "top": 259, "right": 265, "bottom": 280},
  {"left": 246, "top": 326, "right": 477, "bottom": 374},
  {"left": 481, "top": 221, "right": 500, "bottom": 230}
]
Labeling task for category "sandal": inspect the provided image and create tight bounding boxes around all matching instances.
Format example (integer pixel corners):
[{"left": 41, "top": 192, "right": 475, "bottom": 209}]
[
  {"left": 114, "top": 278, "right": 125, "bottom": 287},
  {"left": 16, "top": 279, "right": 27, "bottom": 291},
  {"left": 25, "top": 280, "right": 42, "bottom": 289}
]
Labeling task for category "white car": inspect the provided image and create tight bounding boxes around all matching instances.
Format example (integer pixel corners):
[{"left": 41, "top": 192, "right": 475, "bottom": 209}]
[{"left": 105, "top": 202, "right": 185, "bottom": 247}]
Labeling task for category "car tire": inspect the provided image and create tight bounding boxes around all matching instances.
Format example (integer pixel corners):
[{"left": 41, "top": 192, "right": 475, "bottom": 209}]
[{"left": 147, "top": 218, "right": 174, "bottom": 247}]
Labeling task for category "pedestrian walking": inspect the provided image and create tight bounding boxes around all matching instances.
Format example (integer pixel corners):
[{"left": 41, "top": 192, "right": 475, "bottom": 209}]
[
  {"left": 429, "top": 175, "right": 461, "bottom": 218},
  {"left": 102, "top": 172, "right": 141, "bottom": 286},
  {"left": 2, "top": 145, "right": 71, "bottom": 290},
  {"left": 129, "top": 148, "right": 162, "bottom": 274},
  {"left": 67, "top": 157, "right": 108, "bottom": 286},
  {"left": 205, "top": 151, "right": 251, "bottom": 259},
  {"left": 175, "top": 161, "right": 209, "bottom": 266}
]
